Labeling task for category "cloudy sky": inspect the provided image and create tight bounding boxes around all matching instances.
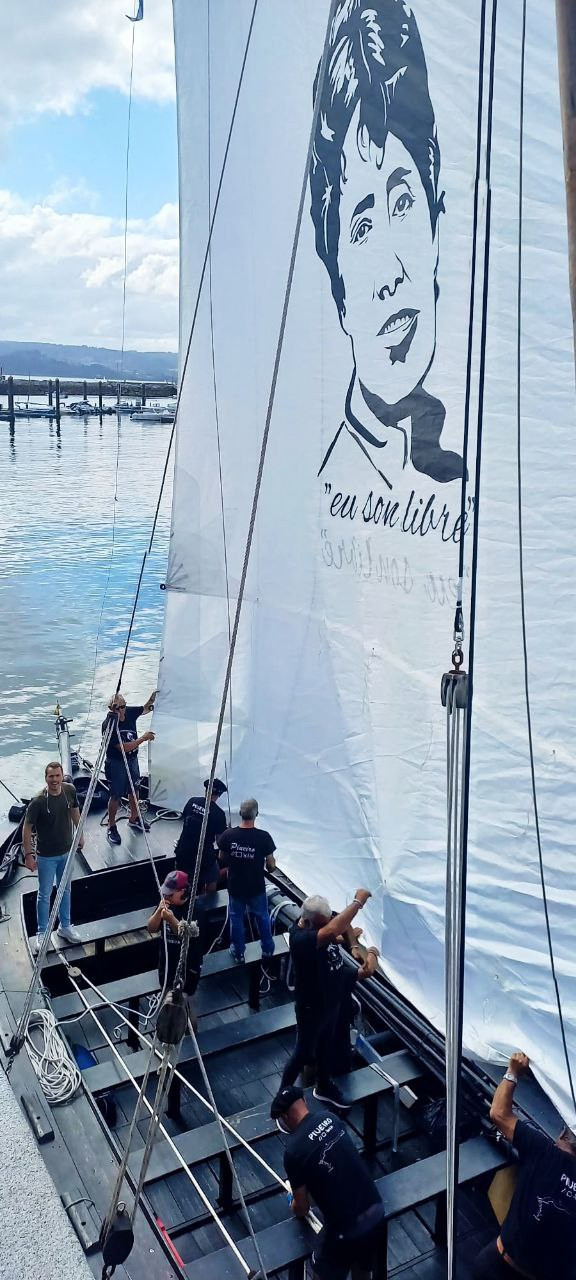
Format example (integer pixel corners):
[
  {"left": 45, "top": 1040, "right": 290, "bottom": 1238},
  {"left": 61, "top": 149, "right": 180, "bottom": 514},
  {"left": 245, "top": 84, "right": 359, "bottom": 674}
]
[{"left": 0, "top": 0, "right": 178, "bottom": 351}]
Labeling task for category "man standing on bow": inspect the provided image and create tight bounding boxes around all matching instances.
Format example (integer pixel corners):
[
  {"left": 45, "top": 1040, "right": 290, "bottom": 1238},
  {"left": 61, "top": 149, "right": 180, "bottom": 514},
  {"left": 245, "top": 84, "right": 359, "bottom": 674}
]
[
  {"left": 217, "top": 798, "right": 276, "bottom": 963},
  {"left": 102, "top": 691, "right": 156, "bottom": 846},
  {"left": 23, "top": 761, "right": 84, "bottom": 953},
  {"left": 280, "top": 890, "right": 378, "bottom": 1111},
  {"left": 271, "top": 1085, "right": 387, "bottom": 1280},
  {"left": 175, "top": 777, "right": 228, "bottom": 892},
  {"left": 473, "top": 1052, "right": 576, "bottom": 1279}
]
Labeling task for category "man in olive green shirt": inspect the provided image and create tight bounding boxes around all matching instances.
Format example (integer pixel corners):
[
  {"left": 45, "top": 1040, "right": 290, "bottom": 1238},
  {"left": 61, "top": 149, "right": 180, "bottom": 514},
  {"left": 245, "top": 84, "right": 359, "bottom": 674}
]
[{"left": 23, "top": 761, "right": 83, "bottom": 953}]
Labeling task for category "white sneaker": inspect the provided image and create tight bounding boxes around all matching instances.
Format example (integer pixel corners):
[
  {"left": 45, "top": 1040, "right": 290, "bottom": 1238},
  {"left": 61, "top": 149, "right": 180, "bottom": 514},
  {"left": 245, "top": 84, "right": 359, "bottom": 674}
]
[
  {"left": 56, "top": 925, "right": 82, "bottom": 945},
  {"left": 31, "top": 933, "right": 46, "bottom": 955}
]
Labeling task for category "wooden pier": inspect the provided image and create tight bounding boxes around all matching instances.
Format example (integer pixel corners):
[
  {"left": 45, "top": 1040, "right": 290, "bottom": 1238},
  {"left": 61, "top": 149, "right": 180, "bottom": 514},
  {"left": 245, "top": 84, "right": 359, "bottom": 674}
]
[{"left": 0, "top": 376, "right": 177, "bottom": 426}]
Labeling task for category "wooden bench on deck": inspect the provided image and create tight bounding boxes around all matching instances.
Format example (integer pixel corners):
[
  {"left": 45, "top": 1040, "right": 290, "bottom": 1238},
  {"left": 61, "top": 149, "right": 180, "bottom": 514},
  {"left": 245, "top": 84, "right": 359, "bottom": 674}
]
[
  {"left": 53, "top": 934, "right": 290, "bottom": 1037},
  {"left": 180, "top": 1134, "right": 508, "bottom": 1280},
  {"left": 40, "top": 890, "right": 230, "bottom": 965},
  {"left": 130, "top": 1049, "right": 422, "bottom": 1215}
]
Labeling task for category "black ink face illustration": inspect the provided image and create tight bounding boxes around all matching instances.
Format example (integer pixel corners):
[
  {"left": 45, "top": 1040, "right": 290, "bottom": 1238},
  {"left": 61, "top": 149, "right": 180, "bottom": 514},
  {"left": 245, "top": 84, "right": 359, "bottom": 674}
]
[
  {"left": 338, "top": 115, "right": 438, "bottom": 407},
  {"left": 311, "top": 0, "right": 463, "bottom": 486}
]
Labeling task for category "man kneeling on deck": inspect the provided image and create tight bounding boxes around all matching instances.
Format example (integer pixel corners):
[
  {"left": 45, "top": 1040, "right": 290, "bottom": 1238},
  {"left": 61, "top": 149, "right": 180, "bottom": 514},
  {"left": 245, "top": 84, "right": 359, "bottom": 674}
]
[
  {"left": 280, "top": 890, "right": 378, "bottom": 1111},
  {"left": 147, "top": 871, "right": 204, "bottom": 1016},
  {"left": 473, "top": 1052, "right": 576, "bottom": 1280},
  {"left": 271, "top": 1086, "right": 386, "bottom": 1280}
]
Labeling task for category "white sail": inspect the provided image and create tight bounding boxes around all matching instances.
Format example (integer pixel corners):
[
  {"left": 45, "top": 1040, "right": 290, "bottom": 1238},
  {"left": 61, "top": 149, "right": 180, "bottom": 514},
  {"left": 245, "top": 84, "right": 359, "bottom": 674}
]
[{"left": 154, "top": 0, "right": 576, "bottom": 1125}]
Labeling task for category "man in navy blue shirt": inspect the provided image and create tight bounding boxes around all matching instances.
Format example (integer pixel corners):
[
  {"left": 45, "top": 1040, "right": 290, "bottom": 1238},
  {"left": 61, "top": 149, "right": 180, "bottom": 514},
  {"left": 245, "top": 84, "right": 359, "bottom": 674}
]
[
  {"left": 271, "top": 1085, "right": 386, "bottom": 1280},
  {"left": 102, "top": 691, "right": 156, "bottom": 846},
  {"left": 473, "top": 1052, "right": 576, "bottom": 1280}
]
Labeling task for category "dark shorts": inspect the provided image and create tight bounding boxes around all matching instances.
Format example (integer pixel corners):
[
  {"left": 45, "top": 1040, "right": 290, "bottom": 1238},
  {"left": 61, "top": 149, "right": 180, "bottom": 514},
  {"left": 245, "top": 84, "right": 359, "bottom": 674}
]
[
  {"left": 312, "top": 1215, "right": 387, "bottom": 1280},
  {"left": 105, "top": 754, "right": 140, "bottom": 801}
]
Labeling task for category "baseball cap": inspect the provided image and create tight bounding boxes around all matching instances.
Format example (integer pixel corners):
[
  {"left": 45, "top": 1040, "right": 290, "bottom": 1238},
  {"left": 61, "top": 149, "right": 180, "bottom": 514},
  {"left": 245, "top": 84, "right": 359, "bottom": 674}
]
[
  {"left": 204, "top": 777, "right": 227, "bottom": 797},
  {"left": 160, "top": 870, "right": 189, "bottom": 896},
  {"left": 270, "top": 1086, "right": 304, "bottom": 1119}
]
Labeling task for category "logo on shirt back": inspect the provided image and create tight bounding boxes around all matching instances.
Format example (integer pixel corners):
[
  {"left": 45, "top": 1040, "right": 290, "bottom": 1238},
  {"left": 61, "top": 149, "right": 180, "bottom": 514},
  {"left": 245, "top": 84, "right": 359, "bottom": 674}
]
[
  {"left": 534, "top": 1195, "right": 572, "bottom": 1221},
  {"left": 307, "top": 1117, "right": 333, "bottom": 1142},
  {"left": 230, "top": 842, "right": 256, "bottom": 860}
]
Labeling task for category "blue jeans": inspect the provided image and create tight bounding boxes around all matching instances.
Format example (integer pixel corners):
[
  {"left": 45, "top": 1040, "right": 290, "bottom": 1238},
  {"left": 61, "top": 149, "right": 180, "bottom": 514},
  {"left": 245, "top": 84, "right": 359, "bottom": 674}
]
[
  {"left": 37, "top": 853, "right": 71, "bottom": 933},
  {"left": 229, "top": 892, "right": 275, "bottom": 959}
]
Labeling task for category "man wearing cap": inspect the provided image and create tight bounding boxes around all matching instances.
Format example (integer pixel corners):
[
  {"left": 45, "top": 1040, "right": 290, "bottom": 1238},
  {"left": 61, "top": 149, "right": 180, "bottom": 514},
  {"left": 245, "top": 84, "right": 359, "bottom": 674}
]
[
  {"left": 147, "top": 870, "right": 205, "bottom": 1006},
  {"left": 473, "top": 1052, "right": 576, "bottom": 1280},
  {"left": 280, "top": 891, "right": 378, "bottom": 1111},
  {"left": 217, "top": 798, "right": 276, "bottom": 963},
  {"left": 270, "top": 1086, "right": 386, "bottom": 1280},
  {"left": 174, "top": 778, "right": 228, "bottom": 892}
]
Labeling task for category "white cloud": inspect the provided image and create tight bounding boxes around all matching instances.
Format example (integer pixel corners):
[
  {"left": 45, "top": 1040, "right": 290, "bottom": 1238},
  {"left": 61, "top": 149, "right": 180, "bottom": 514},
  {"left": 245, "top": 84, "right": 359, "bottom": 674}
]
[
  {"left": 0, "top": 189, "right": 178, "bottom": 349},
  {"left": 0, "top": 0, "right": 175, "bottom": 130}
]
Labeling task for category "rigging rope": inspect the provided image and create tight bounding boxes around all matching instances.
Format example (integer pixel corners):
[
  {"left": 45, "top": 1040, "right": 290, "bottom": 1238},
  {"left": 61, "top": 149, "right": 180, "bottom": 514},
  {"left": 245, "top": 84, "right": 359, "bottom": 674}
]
[
  {"left": 25, "top": 1008, "right": 81, "bottom": 1104},
  {"left": 443, "top": 3, "right": 499, "bottom": 1278},
  {"left": 61, "top": 962, "right": 253, "bottom": 1276},
  {"left": 207, "top": 0, "right": 234, "bottom": 768},
  {"left": 186, "top": 1011, "right": 269, "bottom": 1280},
  {"left": 173, "top": 0, "right": 342, "bottom": 991},
  {"left": 514, "top": 0, "right": 576, "bottom": 1115},
  {"left": 64, "top": 963, "right": 289, "bottom": 1191},
  {"left": 451, "top": 0, "right": 492, "bottom": 665},
  {"left": 80, "top": 14, "right": 138, "bottom": 749},
  {"left": 115, "top": 0, "right": 261, "bottom": 695}
]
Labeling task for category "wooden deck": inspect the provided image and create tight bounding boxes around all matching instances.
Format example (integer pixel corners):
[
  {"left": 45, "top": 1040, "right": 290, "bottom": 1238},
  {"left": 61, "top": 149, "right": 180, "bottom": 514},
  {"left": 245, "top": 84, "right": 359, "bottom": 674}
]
[{"left": 1, "top": 812, "right": 510, "bottom": 1279}]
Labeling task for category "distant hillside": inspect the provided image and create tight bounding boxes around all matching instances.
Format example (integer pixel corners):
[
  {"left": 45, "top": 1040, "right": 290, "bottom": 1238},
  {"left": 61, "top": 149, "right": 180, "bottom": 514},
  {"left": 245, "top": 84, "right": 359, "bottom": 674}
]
[{"left": 0, "top": 341, "right": 178, "bottom": 382}]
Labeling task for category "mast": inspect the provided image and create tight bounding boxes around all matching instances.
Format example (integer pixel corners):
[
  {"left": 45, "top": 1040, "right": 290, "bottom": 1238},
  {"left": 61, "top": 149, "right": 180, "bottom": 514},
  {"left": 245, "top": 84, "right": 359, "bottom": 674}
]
[{"left": 556, "top": 0, "right": 576, "bottom": 347}]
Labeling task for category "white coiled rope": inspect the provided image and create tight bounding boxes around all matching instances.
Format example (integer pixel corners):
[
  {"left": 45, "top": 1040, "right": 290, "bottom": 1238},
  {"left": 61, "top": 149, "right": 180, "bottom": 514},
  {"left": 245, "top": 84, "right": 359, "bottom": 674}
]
[{"left": 25, "top": 1008, "right": 81, "bottom": 1104}]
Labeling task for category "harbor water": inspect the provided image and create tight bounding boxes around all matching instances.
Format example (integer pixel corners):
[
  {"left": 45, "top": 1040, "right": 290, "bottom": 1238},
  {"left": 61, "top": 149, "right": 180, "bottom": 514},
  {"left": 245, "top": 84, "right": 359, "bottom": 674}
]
[{"left": 0, "top": 407, "right": 172, "bottom": 802}]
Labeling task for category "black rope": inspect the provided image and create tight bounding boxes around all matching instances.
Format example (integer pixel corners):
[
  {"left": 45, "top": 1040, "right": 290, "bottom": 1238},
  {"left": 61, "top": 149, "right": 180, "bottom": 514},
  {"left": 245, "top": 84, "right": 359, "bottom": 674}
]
[
  {"left": 446, "top": 3, "right": 499, "bottom": 1276},
  {"left": 116, "top": 0, "right": 261, "bottom": 694},
  {"left": 453, "top": 0, "right": 490, "bottom": 631},
  {"left": 515, "top": 0, "right": 576, "bottom": 1114}
]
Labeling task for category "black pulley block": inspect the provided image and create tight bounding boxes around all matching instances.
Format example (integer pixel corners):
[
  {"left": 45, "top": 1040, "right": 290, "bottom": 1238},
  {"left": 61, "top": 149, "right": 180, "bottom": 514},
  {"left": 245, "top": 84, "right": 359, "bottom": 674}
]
[
  {"left": 441, "top": 669, "right": 469, "bottom": 712},
  {"left": 101, "top": 1209, "right": 134, "bottom": 1275},
  {"left": 156, "top": 989, "right": 188, "bottom": 1045}
]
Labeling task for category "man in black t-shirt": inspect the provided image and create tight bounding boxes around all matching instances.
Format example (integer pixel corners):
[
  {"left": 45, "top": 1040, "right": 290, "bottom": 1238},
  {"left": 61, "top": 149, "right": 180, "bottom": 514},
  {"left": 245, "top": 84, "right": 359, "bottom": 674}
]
[
  {"left": 281, "top": 890, "right": 378, "bottom": 1111},
  {"left": 270, "top": 1085, "right": 386, "bottom": 1280},
  {"left": 175, "top": 778, "right": 228, "bottom": 891},
  {"left": 217, "top": 798, "right": 276, "bottom": 963},
  {"left": 102, "top": 691, "right": 156, "bottom": 846},
  {"left": 473, "top": 1052, "right": 576, "bottom": 1280}
]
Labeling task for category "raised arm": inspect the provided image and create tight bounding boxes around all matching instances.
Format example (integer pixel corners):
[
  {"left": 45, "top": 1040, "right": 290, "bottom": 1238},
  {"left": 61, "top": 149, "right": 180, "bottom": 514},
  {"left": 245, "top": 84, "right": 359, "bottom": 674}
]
[
  {"left": 316, "top": 888, "right": 371, "bottom": 947},
  {"left": 490, "top": 1052, "right": 530, "bottom": 1142}
]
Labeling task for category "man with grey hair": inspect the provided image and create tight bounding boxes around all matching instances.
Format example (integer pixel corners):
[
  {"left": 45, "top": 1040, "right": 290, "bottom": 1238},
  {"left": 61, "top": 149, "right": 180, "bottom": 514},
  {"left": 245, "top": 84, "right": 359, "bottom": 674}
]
[
  {"left": 472, "top": 1051, "right": 576, "bottom": 1279},
  {"left": 217, "top": 798, "right": 277, "bottom": 963},
  {"left": 280, "top": 888, "right": 378, "bottom": 1111}
]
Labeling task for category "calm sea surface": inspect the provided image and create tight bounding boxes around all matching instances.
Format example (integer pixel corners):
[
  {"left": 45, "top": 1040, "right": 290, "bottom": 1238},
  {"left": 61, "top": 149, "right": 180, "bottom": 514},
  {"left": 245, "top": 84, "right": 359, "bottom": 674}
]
[{"left": 0, "top": 405, "right": 172, "bottom": 803}]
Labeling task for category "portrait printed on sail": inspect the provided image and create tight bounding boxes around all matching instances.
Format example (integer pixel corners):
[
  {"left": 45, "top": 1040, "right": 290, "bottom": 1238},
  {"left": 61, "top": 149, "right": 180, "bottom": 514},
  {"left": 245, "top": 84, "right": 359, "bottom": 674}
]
[{"left": 310, "top": 0, "right": 466, "bottom": 492}]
